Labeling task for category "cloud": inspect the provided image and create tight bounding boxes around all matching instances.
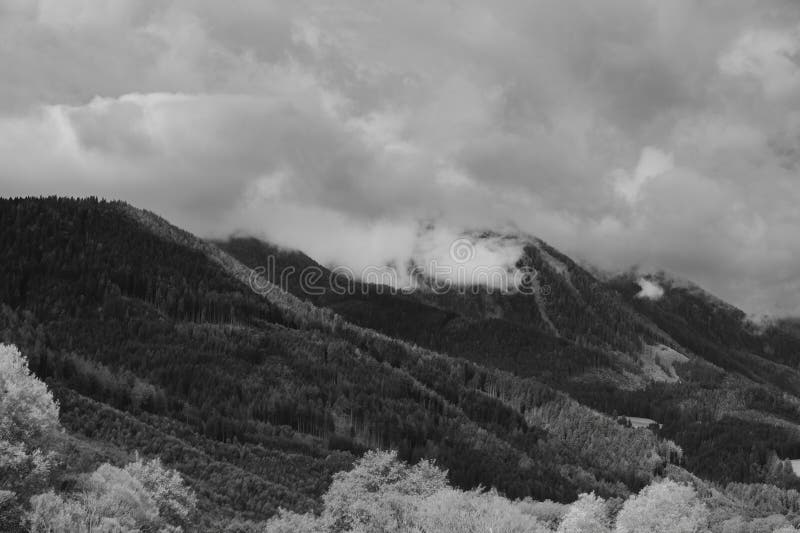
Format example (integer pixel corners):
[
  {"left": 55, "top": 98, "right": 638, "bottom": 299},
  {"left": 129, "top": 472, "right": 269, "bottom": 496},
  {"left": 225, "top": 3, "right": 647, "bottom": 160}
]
[
  {"left": 636, "top": 278, "right": 665, "bottom": 300},
  {"left": 719, "top": 25, "right": 800, "bottom": 98},
  {"left": 0, "top": 0, "right": 800, "bottom": 315},
  {"left": 613, "top": 147, "right": 674, "bottom": 203}
]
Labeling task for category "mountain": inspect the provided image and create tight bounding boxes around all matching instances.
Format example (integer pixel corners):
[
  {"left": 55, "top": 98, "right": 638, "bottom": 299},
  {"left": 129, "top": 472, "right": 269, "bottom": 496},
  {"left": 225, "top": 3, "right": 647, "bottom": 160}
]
[
  {"left": 606, "top": 271, "right": 800, "bottom": 381},
  {"left": 2, "top": 197, "right": 800, "bottom": 528},
  {"left": 216, "top": 235, "right": 707, "bottom": 389},
  {"left": 217, "top": 232, "right": 800, "bottom": 489},
  {"left": 217, "top": 235, "right": 665, "bottom": 387}
]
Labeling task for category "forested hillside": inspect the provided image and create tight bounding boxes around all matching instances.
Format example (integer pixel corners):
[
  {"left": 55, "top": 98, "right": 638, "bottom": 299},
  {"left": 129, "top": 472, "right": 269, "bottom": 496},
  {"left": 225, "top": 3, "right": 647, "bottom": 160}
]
[
  {"left": 0, "top": 197, "right": 683, "bottom": 528},
  {"left": 8, "top": 340, "right": 800, "bottom": 531},
  {"left": 220, "top": 234, "right": 800, "bottom": 491},
  {"left": 217, "top": 237, "right": 639, "bottom": 384},
  {"left": 3, "top": 197, "right": 800, "bottom": 531}
]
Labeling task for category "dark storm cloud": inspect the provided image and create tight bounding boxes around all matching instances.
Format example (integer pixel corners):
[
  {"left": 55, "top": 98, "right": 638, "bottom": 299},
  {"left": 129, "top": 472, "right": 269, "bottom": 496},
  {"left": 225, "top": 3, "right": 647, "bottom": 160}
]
[{"left": 1, "top": 0, "right": 799, "bottom": 315}]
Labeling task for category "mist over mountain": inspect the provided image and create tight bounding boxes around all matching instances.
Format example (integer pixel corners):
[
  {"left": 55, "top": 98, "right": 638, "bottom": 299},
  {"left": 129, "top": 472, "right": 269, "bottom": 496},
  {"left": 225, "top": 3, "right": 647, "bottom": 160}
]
[{"left": 4, "top": 1, "right": 800, "bottom": 318}]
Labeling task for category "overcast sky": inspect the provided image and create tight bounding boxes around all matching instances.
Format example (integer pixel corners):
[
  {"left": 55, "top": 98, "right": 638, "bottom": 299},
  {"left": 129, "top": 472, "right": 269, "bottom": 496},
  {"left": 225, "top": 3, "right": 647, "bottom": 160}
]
[{"left": 2, "top": 0, "right": 799, "bottom": 316}]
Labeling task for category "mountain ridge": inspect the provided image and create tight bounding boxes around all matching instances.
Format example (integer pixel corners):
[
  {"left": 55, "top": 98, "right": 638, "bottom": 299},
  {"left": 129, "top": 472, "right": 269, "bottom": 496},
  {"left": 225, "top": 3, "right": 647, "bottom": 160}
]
[
  {"left": 0, "top": 197, "right": 682, "bottom": 526},
  {"left": 3, "top": 196, "right": 800, "bottom": 528},
  {"left": 216, "top": 229, "right": 800, "bottom": 488}
]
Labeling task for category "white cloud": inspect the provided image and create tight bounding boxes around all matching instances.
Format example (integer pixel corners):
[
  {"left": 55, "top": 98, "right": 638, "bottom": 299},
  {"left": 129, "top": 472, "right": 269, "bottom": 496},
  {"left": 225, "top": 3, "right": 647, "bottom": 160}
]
[{"left": 636, "top": 278, "right": 665, "bottom": 300}]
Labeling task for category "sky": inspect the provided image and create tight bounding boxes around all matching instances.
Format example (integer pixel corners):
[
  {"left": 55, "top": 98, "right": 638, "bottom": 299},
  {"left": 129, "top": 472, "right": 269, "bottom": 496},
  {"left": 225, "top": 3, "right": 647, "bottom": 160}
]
[{"left": 1, "top": 0, "right": 799, "bottom": 316}]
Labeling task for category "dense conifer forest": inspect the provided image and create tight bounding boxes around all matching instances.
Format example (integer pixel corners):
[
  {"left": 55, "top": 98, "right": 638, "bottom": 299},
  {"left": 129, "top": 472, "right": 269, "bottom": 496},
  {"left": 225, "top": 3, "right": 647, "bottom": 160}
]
[{"left": 3, "top": 197, "right": 800, "bottom": 531}]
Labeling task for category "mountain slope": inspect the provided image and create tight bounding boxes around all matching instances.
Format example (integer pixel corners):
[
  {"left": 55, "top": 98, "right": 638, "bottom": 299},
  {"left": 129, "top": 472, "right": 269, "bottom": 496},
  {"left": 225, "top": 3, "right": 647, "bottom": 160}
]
[
  {"left": 1, "top": 197, "right": 691, "bottom": 527},
  {"left": 604, "top": 271, "right": 800, "bottom": 392},
  {"left": 218, "top": 232, "right": 800, "bottom": 493},
  {"left": 217, "top": 237, "right": 650, "bottom": 386}
]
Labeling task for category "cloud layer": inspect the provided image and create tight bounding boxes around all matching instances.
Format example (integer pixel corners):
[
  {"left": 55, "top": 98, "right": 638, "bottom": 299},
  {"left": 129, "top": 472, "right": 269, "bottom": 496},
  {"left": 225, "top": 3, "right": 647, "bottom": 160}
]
[{"left": 1, "top": 0, "right": 800, "bottom": 315}]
